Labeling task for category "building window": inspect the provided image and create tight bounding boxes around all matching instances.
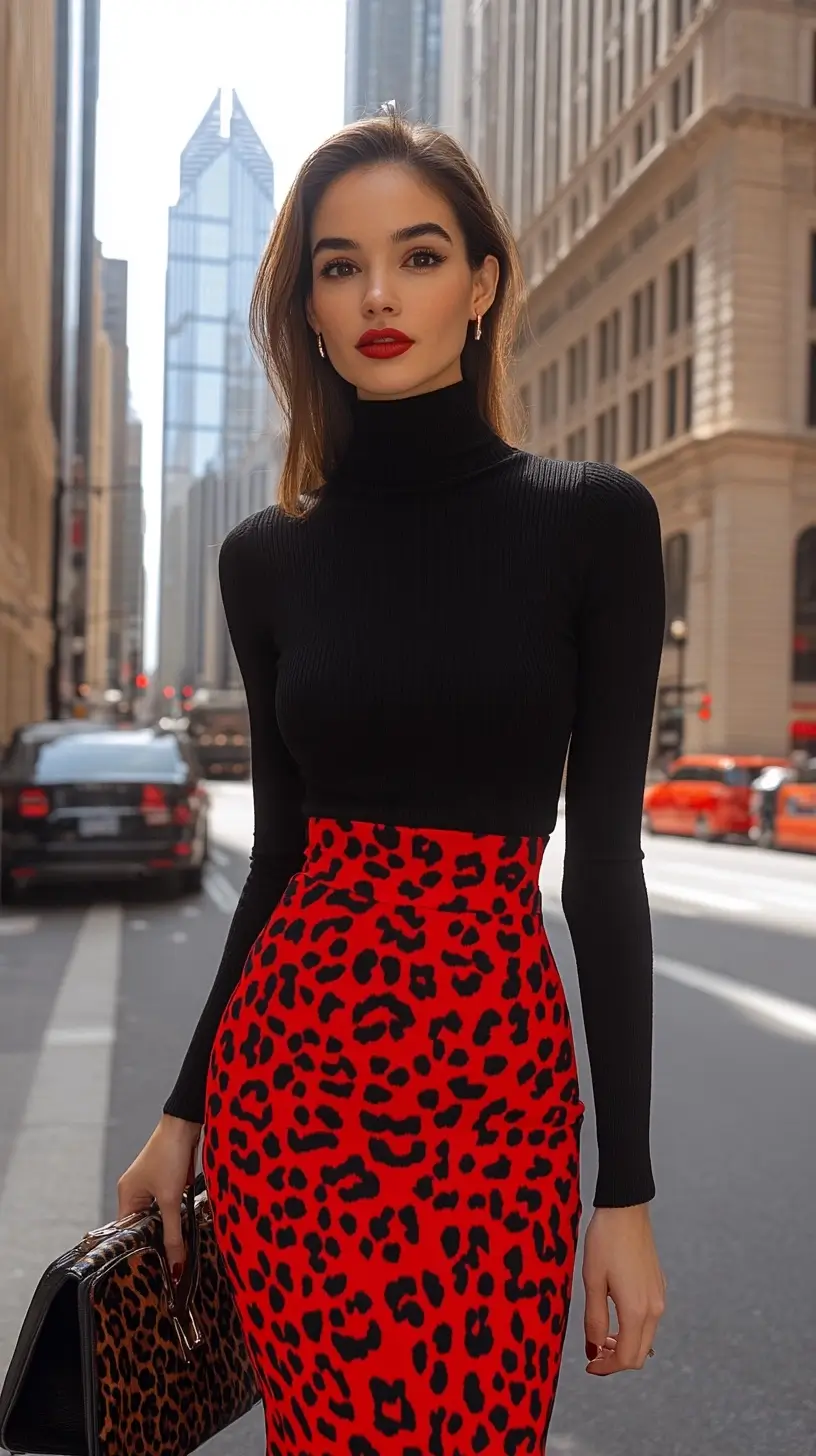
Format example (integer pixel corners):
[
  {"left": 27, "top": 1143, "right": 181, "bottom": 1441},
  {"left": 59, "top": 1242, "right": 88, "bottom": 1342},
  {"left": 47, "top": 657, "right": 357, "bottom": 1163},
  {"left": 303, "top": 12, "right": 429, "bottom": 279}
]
[
  {"left": 668, "top": 259, "right": 680, "bottom": 333},
  {"left": 672, "top": 0, "right": 684, "bottom": 40},
  {"left": 635, "top": 10, "right": 645, "bottom": 91},
  {"left": 683, "top": 355, "right": 694, "bottom": 431},
  {"left": 629, "top": 389, "right": 640, "bottom": 457},
  {"left": 568, "top": 345, "right": 577, "bottom": 406},
  {"left": 793, "top": 526, "right": 816, "bottom": 682},
  {"left": 631, "top": 290, "right": 642, "bottom": 358},
  {"left": 685, "top": 56, "right": 695, "bottom": 115},
  {"left": 810, "top": 342, "right": 816, "bottom": 427},
  {"left": 635, "top": 120, "right": 645, "bottom": 162},
  {"left": 566, "top": 427, "right": 587, "bottom": 460},
  {"left": 570, "top": 195, "right": 580, "bottom": 235},
  {"left": 579, "top": 336, "right": 589, "bottom": 398},
  {"left": 810, "top": 232, "right": 816, "bottom": 308},
  {"left": 670, "top": 76, "right": 681, "bottom": 131},
  {"left": 666, "top": 365, "right": 679, "bottom": 438},
  {"left": 684, "top": 247, "right": 695, "bottom": 322},
  {"left": 643, "top": 380, "right": 654, "bottom": 449},
  {"left": 539, "top": 361, "right": 559, "bottom": 425},
  {"left": 598, "top": 319, "right": 609, "bottom": 381},
  {"left": 645, "top": 279, "right": 656, "bottom": 346},
  {"left": 614, "top": 145, "right": 623, "bottom": 184},
  {"left": 651, "top": 0, "right": 660, "bottom": 71},
  {"left": 602, "top": 158, "right": 611, "bottom": 200},
  {"left": 611, "top": 308, "right": 621, "bottom": 372}
]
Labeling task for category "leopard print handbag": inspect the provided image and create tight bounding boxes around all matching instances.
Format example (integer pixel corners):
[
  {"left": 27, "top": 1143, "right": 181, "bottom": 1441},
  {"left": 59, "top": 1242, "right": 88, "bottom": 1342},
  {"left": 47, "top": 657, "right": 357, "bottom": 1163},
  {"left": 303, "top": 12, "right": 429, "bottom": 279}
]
[{"left": 0, "top": 1172, "right": 261, "bottom": 1456}]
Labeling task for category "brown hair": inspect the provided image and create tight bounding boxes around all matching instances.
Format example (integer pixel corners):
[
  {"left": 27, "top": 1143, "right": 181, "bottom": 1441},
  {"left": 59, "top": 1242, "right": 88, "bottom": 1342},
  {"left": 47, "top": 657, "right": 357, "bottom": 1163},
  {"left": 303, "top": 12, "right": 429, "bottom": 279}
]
[{"left": 249, "top": 109, "right": 527, "bottom": 520}]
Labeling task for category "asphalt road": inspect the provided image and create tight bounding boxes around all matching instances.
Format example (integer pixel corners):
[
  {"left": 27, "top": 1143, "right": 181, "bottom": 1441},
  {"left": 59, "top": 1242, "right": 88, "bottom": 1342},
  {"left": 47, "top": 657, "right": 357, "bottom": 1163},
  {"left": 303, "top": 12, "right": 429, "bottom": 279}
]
[{"left": 1, "top": 783, "right": 814, "bottom": 1456}]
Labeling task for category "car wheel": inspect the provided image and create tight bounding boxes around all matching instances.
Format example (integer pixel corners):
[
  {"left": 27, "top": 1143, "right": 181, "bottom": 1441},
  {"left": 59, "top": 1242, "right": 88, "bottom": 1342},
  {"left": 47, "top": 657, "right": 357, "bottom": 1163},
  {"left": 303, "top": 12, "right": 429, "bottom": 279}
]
[{"left": 693, "top": 813, "right": 717, "bottom": 842}]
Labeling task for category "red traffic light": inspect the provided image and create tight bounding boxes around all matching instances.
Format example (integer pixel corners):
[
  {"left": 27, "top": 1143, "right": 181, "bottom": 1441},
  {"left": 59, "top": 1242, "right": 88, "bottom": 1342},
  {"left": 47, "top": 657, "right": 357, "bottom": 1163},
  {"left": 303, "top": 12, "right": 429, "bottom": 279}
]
[
  {"left": 134, "top": 673, "right": 148, "bottom": 690},
  {"left": 181, "top": 684, "right": 194, "bottom": 699},
  {"left": 162, "top": 685, "right": 175, "bottom": 700},
  {"left": 698, "top": 692, "right": 712, "bottom": 722}
]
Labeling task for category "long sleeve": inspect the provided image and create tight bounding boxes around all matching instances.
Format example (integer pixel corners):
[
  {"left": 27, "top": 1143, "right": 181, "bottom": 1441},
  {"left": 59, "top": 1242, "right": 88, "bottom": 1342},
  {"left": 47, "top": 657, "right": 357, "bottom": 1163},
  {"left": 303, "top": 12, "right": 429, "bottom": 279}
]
[
  {"left": 560, "top": 462, "right": 666, "bottom": 1207},
  {"left": 162, "top": 515, "right": 308, "bottom": 1124}
]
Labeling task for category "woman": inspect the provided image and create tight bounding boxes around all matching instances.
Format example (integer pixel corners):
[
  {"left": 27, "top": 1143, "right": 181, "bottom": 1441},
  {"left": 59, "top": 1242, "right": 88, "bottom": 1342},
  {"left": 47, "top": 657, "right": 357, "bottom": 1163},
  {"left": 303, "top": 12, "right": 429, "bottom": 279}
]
[{"left": 119, "top": 111, "right": 667, "bottom": 1452}]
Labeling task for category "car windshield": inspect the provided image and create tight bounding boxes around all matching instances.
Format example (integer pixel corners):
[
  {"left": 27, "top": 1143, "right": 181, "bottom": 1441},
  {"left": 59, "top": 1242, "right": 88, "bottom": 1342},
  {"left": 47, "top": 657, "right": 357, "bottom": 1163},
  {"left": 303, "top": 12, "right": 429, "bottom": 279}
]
[{"left": 32, "top": 735, "right": 184, "bottom": 783}]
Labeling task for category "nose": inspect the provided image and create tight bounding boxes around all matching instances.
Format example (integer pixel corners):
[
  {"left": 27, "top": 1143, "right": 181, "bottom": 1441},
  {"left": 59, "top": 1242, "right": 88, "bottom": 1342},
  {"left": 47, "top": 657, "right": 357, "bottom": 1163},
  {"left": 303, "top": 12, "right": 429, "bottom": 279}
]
[{"left": 360, "top": 267, "right": 400, "bottom": 320}]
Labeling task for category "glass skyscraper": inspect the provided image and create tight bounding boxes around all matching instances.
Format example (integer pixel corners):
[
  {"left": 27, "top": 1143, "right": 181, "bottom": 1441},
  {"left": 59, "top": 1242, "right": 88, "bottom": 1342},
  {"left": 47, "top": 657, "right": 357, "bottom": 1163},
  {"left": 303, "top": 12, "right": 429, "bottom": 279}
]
[
  {"left": 344, "top": 0, "right": 442, "bottom": 124},
  {"left": 157, "top": 90, "right": 274, "bottom": 694}
]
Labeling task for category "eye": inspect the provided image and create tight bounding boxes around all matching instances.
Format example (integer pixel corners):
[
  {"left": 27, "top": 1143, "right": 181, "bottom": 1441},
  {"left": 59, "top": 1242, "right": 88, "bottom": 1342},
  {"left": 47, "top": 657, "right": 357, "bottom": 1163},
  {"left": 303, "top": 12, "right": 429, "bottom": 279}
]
[
  {"left": 404, "top": 247, "right": 445, "bottom": 269},
  {"left": 319, "top": 258, "right": 358, "bottom": 279}
]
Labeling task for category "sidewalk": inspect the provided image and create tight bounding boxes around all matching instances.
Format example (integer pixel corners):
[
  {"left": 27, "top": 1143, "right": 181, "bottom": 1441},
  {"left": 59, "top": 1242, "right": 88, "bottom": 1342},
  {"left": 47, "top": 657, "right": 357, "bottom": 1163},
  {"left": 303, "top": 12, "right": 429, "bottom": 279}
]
[{"left": 0, "top": 905, "right": 122, "bottom": 1378}]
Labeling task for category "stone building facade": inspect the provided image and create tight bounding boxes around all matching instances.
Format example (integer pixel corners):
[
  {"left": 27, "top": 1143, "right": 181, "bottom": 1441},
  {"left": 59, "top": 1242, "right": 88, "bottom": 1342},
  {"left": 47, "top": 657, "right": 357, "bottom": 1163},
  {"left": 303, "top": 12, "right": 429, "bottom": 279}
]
[
  {"left": 0, "top": 0, "right": 57, "bottom": 744},
  {"left": 442, "top": 0, "right": 816, "bottom": 758}
]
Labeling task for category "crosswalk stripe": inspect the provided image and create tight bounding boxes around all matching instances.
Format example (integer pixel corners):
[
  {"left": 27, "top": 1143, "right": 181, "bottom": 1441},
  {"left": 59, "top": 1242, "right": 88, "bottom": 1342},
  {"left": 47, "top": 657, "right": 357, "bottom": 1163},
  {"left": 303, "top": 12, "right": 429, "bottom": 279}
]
[{"left": 654, "top": 955, "right": 816, "bottom": 1042}]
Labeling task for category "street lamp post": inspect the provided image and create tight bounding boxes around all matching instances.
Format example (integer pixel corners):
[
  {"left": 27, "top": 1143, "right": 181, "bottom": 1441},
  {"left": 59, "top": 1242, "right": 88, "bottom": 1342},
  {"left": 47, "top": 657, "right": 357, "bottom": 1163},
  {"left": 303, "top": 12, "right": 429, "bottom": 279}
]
[{"left": 669, "top": 617, "right": 688, "bottom": 755}]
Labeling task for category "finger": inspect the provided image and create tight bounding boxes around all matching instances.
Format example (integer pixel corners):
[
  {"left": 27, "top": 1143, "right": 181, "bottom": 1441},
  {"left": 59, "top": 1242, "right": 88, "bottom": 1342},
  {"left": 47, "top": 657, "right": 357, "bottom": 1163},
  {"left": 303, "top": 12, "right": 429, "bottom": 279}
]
[
  {"left": 159, "top": 1195, "right": 185, "bottom": 1279},
  {"left": 636, "top": 1312, "right": 660, "bottom": 1369},
  {"left": 583, "top": 1285, "right": 610, "bottom": 1365},
  {"left": 596, "top": 1308, "right": 643, "bottom": 1375}
]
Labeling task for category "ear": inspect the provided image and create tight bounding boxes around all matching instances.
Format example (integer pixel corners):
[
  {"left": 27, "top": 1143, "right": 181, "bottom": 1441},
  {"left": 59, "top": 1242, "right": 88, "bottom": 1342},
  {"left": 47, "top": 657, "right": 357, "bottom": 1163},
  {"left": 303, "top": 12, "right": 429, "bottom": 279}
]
[{"left": 471, "top": 254, "right": 500, "bottom": 322}]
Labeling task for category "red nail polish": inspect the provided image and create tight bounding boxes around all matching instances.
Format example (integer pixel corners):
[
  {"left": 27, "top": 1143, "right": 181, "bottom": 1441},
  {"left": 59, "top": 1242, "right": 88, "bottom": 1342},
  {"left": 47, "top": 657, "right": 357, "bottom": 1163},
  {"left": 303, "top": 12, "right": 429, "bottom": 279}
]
[
  {"left": 171, "top": 1262, "right": 183, "bottom": 1285},
  {"left": 585, "top": 1341, "right": 598, "bottom": 1361}
]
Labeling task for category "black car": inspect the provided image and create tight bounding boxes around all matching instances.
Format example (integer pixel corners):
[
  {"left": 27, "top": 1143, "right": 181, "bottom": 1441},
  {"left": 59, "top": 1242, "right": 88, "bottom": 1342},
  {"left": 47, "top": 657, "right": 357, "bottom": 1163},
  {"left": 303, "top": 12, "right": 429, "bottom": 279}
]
[{"left": 0, "top": 727, "right": 209, "bottom": 899}]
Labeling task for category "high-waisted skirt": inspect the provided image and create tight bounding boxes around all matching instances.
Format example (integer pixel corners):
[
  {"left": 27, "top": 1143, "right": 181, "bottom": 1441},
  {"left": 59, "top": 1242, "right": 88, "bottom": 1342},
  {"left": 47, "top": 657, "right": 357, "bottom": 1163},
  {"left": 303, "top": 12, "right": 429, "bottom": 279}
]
[{"left": 202, "top": 817, "right": 585, "bottom": 1456}]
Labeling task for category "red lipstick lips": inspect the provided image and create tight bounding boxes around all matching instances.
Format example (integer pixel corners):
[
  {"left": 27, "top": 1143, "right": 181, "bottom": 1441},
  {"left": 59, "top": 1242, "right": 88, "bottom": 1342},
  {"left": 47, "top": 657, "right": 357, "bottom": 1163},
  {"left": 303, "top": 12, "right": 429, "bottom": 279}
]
[{"left": 355, "top": 328, "right": 415, "bottom": 360}]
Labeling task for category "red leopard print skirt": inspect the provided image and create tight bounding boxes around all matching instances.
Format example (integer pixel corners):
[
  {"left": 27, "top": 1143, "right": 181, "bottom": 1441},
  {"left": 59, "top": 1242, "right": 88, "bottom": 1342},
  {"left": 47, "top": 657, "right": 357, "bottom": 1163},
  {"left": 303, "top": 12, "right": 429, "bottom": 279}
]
[{"left": 203, "top": 817, "right": 585, "bottom": 1456}]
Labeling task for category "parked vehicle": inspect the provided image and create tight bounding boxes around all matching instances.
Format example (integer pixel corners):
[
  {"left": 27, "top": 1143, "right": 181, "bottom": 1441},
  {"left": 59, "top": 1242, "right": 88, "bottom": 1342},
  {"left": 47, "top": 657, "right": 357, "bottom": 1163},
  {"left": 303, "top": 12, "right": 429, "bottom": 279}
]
[
  {"left": 751, "top": 758, "right": 816, "bottom": 853},
  {"left": 183, "top": 689, "right": 250, "bottom": 780},
  {"left": 642, "top": 753, "right": 789, "bottom": 842},
  {"left": 0, "top": 726, "right": 209, "bottom": 900},
  {"left": 0, "top": 718, "right": 110, "bottom": 763}
]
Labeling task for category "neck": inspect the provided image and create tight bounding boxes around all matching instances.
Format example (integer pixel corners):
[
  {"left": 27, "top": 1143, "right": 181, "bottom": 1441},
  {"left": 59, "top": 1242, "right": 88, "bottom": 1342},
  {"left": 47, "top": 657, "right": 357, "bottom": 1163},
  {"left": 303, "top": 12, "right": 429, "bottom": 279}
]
[{"left": 323, "top": 377, "right": 514, "bottom": 499}]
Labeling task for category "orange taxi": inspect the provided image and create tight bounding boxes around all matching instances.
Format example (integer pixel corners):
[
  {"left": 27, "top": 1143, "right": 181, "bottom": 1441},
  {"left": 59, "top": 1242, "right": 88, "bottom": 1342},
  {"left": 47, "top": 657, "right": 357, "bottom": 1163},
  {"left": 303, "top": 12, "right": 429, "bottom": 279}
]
[
  {"left": 767, "top": 769, "right": 816, "bottom": 853},
  {"left": 643, "top": 753, "right": 789, "bottom": 842}
]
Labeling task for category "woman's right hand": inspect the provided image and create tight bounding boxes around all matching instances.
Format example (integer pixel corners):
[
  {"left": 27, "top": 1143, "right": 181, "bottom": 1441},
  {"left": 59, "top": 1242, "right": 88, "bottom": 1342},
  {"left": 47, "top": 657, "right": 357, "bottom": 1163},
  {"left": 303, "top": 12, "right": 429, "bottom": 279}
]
[{"left": 117, "top": 1114, "right": 202, "bottom": 1279}]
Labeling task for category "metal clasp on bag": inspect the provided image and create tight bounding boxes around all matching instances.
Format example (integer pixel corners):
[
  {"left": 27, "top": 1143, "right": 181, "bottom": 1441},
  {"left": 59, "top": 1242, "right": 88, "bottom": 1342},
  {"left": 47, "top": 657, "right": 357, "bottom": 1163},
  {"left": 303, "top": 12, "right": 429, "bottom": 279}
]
[{"left": 165, "top": 1181, "right": 205, "bottom": 1364}]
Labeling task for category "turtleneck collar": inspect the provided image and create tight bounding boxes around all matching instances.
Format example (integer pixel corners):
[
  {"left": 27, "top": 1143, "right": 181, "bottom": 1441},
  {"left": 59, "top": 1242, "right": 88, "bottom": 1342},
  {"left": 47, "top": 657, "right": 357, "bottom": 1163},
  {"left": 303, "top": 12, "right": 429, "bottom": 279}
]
[{"left": 323, "top": 378, "right": 515, "bottom": 499}]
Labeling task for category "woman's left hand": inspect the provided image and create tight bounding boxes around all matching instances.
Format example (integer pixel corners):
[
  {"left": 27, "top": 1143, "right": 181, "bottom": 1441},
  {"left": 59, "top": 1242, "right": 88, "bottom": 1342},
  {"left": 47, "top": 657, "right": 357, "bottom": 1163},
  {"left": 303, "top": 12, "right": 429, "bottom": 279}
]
[{"left": 581, "top": 1203, "right": 667, "bottom": 1376}]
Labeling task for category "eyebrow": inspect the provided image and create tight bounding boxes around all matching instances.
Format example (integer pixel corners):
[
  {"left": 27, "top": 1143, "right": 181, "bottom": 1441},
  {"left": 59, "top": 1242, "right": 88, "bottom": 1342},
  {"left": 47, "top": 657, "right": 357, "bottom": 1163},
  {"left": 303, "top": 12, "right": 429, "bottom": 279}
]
[{"left": 311, "top": 221, "right": 453, "bottom": 258}]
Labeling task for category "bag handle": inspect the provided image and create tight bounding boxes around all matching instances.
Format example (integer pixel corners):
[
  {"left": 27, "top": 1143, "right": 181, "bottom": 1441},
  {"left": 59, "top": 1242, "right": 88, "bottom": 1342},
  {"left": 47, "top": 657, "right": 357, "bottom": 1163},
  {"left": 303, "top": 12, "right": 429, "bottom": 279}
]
[{"left": 166, "top": 1178, "right": 204, "bottom": 1360}]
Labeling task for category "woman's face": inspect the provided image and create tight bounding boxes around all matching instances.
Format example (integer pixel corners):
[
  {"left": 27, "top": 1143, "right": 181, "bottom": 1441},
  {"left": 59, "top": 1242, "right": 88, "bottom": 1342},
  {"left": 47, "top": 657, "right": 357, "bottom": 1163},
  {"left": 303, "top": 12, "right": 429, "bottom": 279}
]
[{"left": 306, "top": 163, "right": 499, "bottom": 400}]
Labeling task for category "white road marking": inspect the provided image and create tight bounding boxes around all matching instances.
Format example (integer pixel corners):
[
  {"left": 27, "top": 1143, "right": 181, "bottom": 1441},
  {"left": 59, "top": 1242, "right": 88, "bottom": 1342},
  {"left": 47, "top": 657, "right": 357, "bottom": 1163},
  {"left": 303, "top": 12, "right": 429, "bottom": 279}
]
[
  {"left": 0, "top": 916, "right": 38, "bottom": 936},
  {"left": 655, "top": 955, "right": 816, "bottom": 1043},
  {"left": 44, "top": 1026, "right": 115, "bottom": 1047},
  {"left": 0, "top": 904, "right": 122, "bottom": 1367},
  {"left": 646, "top": 880, "right": 757, "bottom": 914},
  {"left": 203, "top": 865, "right": 239, "bottom": 915}
]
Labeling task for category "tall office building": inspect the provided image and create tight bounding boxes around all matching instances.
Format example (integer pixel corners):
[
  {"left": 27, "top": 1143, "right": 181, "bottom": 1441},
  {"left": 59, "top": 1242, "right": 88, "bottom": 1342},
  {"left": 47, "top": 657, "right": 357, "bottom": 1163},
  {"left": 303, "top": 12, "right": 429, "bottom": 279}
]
[
  {"left": 0, "top": 0, "right": 58, "bottom": 745},
  {"left": 157, "top": 90, "right": 274, "bottom": 695},
  {"left": 345, "top": 0, "right": 442, "bottom": 123},
  {"left": 49, "top": 0, "right": 101, "bottom": 717},
  {"left": 442, "top": 0, "right": 816, "bottom": 759},
  {"left": 100, "top": 256, "right": 143, "bottom": 694}
]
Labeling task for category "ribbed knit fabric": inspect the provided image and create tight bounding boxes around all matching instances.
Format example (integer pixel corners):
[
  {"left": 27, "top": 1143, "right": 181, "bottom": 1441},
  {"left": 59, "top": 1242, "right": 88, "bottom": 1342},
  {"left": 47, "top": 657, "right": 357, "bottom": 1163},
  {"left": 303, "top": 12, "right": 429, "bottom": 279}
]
[{"left": 163, "top": 379, "right": 666, "bottom": 1208}]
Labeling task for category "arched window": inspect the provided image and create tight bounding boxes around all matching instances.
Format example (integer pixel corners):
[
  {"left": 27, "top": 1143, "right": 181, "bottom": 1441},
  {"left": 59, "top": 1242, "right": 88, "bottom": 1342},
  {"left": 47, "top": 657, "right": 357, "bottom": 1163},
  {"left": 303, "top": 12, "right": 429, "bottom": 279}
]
[
  {"left": 663, "top": 531, "right": 689, "bottom": 642},
  {"left": 793, "top": 526, "right": 816, "bottom": 683}
]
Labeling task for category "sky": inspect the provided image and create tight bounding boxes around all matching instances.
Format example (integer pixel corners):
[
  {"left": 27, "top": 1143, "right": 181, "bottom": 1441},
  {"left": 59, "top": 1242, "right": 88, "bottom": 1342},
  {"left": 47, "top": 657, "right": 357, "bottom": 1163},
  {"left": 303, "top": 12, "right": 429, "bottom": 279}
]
[{"left": 94, "top": 0, "right": 347, "bottom": 671}]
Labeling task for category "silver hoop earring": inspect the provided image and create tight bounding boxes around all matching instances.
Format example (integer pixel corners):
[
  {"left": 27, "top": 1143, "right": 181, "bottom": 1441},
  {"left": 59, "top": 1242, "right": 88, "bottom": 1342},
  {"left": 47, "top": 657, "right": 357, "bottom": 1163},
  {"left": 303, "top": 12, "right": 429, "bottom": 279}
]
[
  {"left": 474, "top": 314, "right": 482, "bottom": 341},
  {"left": 317, "top": 332, "right": 326, "bottom": 359}
]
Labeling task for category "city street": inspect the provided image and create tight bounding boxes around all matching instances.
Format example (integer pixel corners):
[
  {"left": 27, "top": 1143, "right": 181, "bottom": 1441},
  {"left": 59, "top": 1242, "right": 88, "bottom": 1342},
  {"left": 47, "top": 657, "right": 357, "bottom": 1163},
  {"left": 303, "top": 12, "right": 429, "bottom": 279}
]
[{"left": 0, "top": 782, "right": 814, "bottom": 1456}]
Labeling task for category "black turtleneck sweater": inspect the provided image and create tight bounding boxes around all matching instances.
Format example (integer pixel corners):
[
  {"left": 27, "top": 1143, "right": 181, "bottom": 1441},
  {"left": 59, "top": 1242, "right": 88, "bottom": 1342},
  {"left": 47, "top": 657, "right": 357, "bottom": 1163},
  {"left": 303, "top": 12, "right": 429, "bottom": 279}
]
[{"left": 163, "top": 380, "right": 666, "bottom": 1208}]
